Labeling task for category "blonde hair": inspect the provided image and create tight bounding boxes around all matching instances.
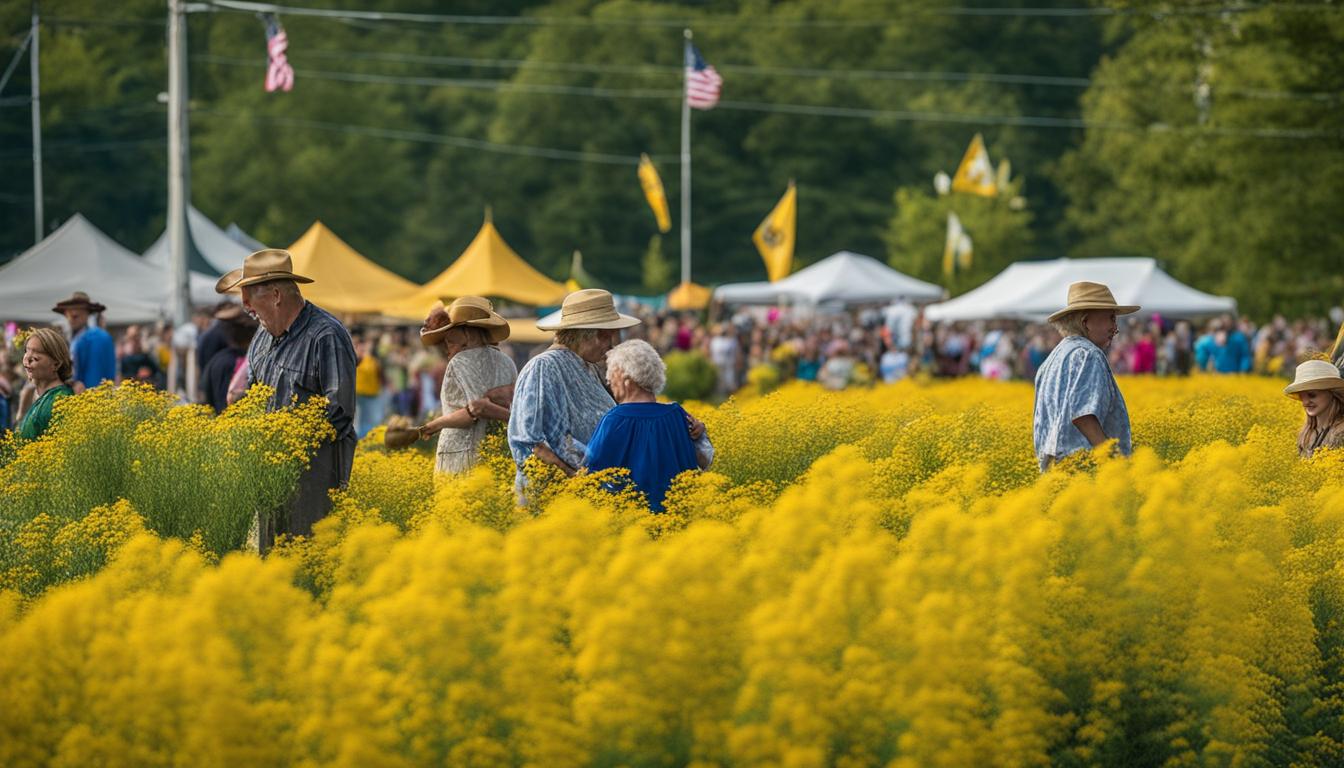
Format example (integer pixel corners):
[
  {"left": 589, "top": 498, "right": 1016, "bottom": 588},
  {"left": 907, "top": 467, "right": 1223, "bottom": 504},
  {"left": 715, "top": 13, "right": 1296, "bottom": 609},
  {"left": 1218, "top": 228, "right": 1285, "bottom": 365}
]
[
  {"left": 26, "top": 327, "right": 73, "bottom": 382},
  {"left": 1050, "top": 311, "right": 1089, "bottom": 338},
  {"left": 1297, "top": 389, "right": 1344, "bottom": 455}
]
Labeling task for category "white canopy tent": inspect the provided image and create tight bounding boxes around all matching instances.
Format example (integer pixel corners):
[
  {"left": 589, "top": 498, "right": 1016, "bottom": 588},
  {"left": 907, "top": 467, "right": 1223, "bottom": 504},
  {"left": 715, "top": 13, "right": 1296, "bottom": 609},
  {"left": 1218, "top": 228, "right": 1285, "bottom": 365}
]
[
  {"left": 923, "top": 257, "right": 1236, "bottom": 322},
  {"left": 143, "top": 205, "right": 252, "bottom": 276},
  {"left": 0, "top": 214, "right": 217, "bottom": 324},
  {"left": 714, "top": 251, "right": 945, "bottom": 306}
]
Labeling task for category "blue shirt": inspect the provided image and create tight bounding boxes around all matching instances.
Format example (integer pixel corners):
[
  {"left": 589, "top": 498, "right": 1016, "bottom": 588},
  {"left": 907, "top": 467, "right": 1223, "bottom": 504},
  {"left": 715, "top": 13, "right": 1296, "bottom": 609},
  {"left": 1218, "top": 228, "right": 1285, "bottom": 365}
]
[
  {"left": 71, "top": 325, "right": 116, "bottom": 389},
  {"left": 584, "top": 402, "right": 701, "bottom": 512},
  {"left": 1033, "top": 336, "right": 1132, "bottom": 470},
  {"left": 508, "top": 348, "right": 615, "bottom": 476}
]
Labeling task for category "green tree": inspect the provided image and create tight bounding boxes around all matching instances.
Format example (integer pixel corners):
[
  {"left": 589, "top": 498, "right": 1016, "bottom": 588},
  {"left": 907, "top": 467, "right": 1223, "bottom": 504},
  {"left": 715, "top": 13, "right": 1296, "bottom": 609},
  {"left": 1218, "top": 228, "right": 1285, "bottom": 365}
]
[{"left": 641, "top": 234, "right": 673, "bottom": 294}]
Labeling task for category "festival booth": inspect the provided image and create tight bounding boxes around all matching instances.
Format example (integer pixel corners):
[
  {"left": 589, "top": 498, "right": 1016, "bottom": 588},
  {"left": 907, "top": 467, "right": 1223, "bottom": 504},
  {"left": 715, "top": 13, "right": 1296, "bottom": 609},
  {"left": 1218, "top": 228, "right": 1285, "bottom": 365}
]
[
  {"left": 285, "top": 221, "right": 421, "bottom": 316},
  {"left": 383, "top": 214, "right": 567, "bottom": 344},
  {"left": 143, "top": 205, "right": 252, "bottom": 277},
  {"left": 713, "top": 251, "right": 945, "bottom": 306},
  {"left": 0, "top": 214, "right": 217, "bottom": 323},
  {"left": 923, "top": 257, "right": 1236, "bottom": 322},
  {"left": 666, "top": 281, "right": 712, "bottom": 311}
]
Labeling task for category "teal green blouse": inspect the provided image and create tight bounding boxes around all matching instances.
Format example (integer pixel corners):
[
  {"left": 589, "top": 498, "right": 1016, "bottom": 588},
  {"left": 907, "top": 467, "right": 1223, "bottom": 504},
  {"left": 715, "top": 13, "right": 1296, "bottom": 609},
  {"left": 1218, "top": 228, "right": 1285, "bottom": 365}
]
[{"left": 17, "top": 384, "right": 73, "bottom": 440}]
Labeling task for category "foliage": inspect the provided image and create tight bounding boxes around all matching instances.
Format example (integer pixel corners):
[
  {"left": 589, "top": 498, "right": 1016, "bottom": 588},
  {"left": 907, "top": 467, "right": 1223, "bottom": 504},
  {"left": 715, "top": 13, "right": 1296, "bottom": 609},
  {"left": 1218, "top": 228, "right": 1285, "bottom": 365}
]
[
  {"left": 0, "top": 383, "right": 331, "bottom": 596},
  {"left": 662, "top": 349, "right": 718, "bottom": 402},
  {"left": 640, "top": 233, "right": 673, "bottom": 295},
  {"left": 5, "top": 374, "right": 1344, "bottom": 765}
]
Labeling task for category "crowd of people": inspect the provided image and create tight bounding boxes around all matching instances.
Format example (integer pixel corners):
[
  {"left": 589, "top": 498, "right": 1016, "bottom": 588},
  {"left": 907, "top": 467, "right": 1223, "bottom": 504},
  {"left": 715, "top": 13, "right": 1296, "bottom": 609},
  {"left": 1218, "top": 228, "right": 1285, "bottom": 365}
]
[{"left": 5, "top": 248, "right": 1344, "bottom": 546}]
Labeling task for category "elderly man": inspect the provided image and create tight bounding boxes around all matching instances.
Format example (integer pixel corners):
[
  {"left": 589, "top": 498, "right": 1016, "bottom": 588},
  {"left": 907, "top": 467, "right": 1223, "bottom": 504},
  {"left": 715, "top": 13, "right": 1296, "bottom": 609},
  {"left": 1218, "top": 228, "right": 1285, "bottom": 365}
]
[
  {"left": 217, "top": 249, "right": 357, "bottom": 551},
  {"left": 52, "top": 291, "right": 116, "bottom": 393}
]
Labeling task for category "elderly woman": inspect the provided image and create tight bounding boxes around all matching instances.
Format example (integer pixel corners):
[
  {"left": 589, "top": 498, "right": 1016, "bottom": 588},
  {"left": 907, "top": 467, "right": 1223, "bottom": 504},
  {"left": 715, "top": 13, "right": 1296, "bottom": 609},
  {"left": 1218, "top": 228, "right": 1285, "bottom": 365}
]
[
  {"left": 1033, "top": 281, "right": 1139, "bottom": 471},
  {"left": 583, "top": 339, "right": 713, "bottom": 511},
  {"left": 412, "top": 297, "right": 518, "bottom": 475},
  {"left": 16, "top": 328, "right": 74, "bottom": 441},
  {"left": 1284, "top": 359, "right": 1344, "bottom": 457},
  {"left": 509, "top": 289, "right": 638, "bottom": 486}
]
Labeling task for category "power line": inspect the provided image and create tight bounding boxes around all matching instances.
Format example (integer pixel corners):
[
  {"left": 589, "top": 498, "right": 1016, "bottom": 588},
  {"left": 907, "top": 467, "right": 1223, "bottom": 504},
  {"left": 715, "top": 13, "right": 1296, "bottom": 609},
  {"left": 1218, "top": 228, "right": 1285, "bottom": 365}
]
[
  {"left": 198, "top": 0, "right": 1342, "bottom": 27},
  {"left": 191, "top": 109, "right": 676, "bottom": 165}
]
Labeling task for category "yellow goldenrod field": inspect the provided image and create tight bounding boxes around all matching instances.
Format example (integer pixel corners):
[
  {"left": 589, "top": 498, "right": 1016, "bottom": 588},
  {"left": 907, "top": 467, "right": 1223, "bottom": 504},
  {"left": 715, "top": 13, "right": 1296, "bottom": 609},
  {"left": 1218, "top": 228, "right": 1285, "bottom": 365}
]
[{"left": 3, "top": 376, "right": 1344, "bottom": 767}]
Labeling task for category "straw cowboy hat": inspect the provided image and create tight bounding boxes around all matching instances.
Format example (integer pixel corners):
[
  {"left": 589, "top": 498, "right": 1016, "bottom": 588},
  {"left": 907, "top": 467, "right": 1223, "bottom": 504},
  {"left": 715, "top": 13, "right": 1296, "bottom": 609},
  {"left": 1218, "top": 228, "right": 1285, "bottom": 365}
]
[
  {"left": 536, "top": 288, "right": 640, "bottom": 331},
  {"left": 1047, "top": 281, "right": 1141, "bottom": 323},
  {"left": 51, "top": 291, "right": 107, "bottom": 314},
  {"left": 420, "top": 296, "right": 510, "bottom": 346},
  {"left": 215, "top": 249, "right": 313, "bottom": 293},
  {"left": 1284, "top": 359, "right": 1344, "bottom": 396},
  {"left": 215, "top": 269, "right": 243, "bottom": 295}
]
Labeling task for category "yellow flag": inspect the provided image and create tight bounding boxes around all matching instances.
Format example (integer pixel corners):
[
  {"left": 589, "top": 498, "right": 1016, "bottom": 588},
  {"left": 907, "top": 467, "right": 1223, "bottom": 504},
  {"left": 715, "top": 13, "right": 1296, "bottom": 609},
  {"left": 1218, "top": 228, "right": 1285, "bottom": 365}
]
[
  {"left": 638, "top": 154, "right": 672, "bottom": 233},
  {"left": 753, "top": 181, "right": 796, "bottom": 283},
  {"left": 951, "top": 134, "right": 998, "bottom": 197},
  {"left": 943, "top": 212, "right": 973, "bottom": 277}
]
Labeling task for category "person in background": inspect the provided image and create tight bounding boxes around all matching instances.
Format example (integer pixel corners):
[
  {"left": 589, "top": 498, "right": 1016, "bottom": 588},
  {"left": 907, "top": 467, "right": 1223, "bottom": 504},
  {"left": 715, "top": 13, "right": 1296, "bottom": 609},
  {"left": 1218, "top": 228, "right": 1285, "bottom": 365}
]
[
  {"left": 118, "top": 326, "right": 160, "bottom": 385},
  {"left": 879, "top": 342, "right": 911, "bottom": 383},
  {"left": 200, "top": 305, "right": 257, "bottom": 414},
  {"left": 354, "top": 335, "right": 385, "bottom": 439},
  {"left": 411, "top": 297, "right": 518, "bottom": 475},
  {"left": 818, "top": 340, "right": 857, "bottom": 391},
  {"left": 708, "top": 323, "right": 740, "bottom": 396},
  {"left": 1284, "top": 359, "right": 1344, "bottom": 457},
  {"left": 1033, "top": 282, "right": 1139, "bottom": 471},
  {"left": 219, "top": 248, "right": 357, "bottom": 553},
  {"left": 53, "top": 292, "right": 115, "bottom": 393},
  {"left": 583, "top": 339, "right": 713, "bottom": 511},
  {"left": 195, "top": 303, "right": 231, "bottom": 380},
  {"left": 15, "top": 328, "right": 74, "bottom": 441}
]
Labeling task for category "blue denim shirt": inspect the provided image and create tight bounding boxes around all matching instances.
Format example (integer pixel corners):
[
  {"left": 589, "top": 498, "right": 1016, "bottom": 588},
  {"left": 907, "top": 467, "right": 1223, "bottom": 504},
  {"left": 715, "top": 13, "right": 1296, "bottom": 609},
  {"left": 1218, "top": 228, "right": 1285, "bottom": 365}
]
[{"left": 1033, "top": 335, "right": 1131, "bottom": 470}]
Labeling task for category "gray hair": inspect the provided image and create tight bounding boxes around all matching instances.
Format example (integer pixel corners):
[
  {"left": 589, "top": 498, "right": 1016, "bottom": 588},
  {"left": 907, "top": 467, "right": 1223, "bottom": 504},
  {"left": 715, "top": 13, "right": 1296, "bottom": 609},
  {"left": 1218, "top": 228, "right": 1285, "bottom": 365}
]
[
  {"left": 1051, "top": 310, "right": 1088, "bottom": 338},
  {"left": 555, "top": 327, "right": 606, "bottom": 350},
  {"left": 605, "top": 339, "right": 666, "bottom": 394}
]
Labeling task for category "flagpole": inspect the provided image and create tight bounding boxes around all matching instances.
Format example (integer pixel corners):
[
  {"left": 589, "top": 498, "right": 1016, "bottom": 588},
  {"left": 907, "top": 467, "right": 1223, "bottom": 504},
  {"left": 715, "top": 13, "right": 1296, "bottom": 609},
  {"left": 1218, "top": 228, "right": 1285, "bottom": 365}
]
[
  {"left": 167, "top": 0, "right": 193, "bottom": 397},
  {"left": 679, "top": 28, "right": 692, "bottom": 287},
  {"left": 29, "top": 1, "right": 42, "bottom": 244}
]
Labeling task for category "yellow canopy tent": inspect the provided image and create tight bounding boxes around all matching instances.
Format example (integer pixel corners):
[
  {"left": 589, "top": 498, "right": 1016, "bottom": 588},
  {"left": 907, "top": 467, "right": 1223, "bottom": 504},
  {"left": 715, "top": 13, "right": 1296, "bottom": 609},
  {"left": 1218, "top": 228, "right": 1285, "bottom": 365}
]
[
  {"left": 666, "top": 281, "right": 712, "bottom": 310},
  {"left": 384, "top": 213, "right": 567, "bottom": 321},
  {"left": 287, "top": 221, "right": 421, "bottom": 315}
]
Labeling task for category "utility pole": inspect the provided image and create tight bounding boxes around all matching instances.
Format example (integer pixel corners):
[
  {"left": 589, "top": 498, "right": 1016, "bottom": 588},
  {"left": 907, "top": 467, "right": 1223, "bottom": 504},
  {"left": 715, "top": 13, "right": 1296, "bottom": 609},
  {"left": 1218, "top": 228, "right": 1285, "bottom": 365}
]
[
  {"left": 167, "top": 0, "right": 190, "bottom": 327},
  {"left": 679, "top": 29, "right": 692, "bottom": 287},
  {"left": 30, "top": 1, "right": 42, "bottom": 243}
]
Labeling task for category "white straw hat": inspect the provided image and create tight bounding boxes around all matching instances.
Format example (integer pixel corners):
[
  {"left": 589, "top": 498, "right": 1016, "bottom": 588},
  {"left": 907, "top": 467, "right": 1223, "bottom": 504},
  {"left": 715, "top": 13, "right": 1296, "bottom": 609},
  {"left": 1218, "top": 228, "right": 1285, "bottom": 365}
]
[
  {"left": 1284, "top": 359, "right": 1344, "bottom": 396},
  {"left": 536, "top": 289, "right": 640, "bottom": 331}
]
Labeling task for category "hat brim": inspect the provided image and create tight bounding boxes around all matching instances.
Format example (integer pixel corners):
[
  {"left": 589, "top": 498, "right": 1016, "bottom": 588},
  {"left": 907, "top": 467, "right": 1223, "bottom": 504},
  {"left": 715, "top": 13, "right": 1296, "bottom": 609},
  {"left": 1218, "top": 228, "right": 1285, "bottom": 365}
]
[
  {"left": 1047, "top": 303, "right": 1141, "bottom": 323},
  {"left": 536, "top": 313, "right": 640, "bottom": 331},
  {"left": 1284, "top": 377, "right": 1344, "bottom": 396},
  {"left": 52, "top": 300, "right": 107, "bottom": 314},
  {"left": 421, "top": 317, "right": 511, "bottom": 346},
  {"left": 228, "top": 272, "right": 315, "bottom": 290},
  {"left": 214, "top": 269, "right": 244, "bottom": 295}
]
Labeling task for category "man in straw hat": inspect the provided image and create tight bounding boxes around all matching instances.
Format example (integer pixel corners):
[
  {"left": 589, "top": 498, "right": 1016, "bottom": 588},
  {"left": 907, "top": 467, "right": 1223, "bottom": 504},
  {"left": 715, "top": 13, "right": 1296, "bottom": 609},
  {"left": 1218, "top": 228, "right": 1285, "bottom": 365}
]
[
  {"left": 1284, "top": 359, "right": 1344, "bottom": 457},
  {"left": 217, "top": 249, "right": 357, "bottom": 551},
  {"left": 1033, "top": 281, "right": 1140, "bottom": 471},
  {"left": 52, "top": 291, "right": 115, "bottom": 393}
]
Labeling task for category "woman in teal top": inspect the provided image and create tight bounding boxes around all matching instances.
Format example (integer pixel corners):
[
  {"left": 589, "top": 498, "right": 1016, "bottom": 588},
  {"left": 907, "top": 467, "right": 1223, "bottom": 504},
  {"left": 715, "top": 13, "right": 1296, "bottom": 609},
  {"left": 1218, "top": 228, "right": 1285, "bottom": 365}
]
[{"left": 16, "top": 327, "right": 74, "bottom": 440}]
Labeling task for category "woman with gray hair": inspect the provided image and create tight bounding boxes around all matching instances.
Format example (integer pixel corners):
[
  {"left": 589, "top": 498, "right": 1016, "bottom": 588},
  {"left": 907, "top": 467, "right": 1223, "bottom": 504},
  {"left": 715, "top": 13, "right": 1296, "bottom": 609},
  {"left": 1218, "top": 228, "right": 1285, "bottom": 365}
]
[
  {"left": 1033, "top": 281, "right": 1139, "bottom": 471},
  {"left": 582, "top": 339, "right": 713, "bottom": 511}
]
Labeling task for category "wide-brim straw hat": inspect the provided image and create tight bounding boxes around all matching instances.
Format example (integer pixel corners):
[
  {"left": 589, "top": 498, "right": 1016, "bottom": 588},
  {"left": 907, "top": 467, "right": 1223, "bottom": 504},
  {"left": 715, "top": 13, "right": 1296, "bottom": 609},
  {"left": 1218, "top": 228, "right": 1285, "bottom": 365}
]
[
  {"left": 51, "top": 291, "right": 107, "bottom": 314},
  {"left": 1284, "top": 359, "right": 1344, "bottom": 396},
  {"left": 215, "top": 269, "right": 243, "bottom": 295},
  {"left": 536, "top": 288, "right": 640, "bottom": 331},
  {"left": 216, "top": 249, "right": 313, "bottom": 293},
  {"left": 420, "top": 296, "right": 510, "bottom": 346},
  {"left": 1047, "top": 281, "right": 1141, "bottom": 323}
]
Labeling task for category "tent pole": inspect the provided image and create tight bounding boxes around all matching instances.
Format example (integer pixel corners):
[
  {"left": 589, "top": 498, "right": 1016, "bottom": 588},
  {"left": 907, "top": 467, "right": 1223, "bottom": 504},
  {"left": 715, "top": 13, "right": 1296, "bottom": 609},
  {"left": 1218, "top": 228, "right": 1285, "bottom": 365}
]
[
  {"left": 679, "top": 29, "right": 691, "bottom": 287},
  {"left": 29, "top": 1, "right": 42, "bottom": 244},
  {"left": 167, "top": 0, "right": 193, "bottom": 396}
]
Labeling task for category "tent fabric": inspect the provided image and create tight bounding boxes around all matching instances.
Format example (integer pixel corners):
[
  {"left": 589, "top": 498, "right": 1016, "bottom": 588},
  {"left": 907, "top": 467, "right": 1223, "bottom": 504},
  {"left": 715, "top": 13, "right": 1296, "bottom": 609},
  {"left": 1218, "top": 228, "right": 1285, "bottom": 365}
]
[
  {"left": 286, "top": 222, "right": 421, "bottom": 315},
  {"left": 225, "top": 222, "right": 266, "bottom": 252},
  {"left": 922, "top": 257, "right": 1236, "bottom": 322},
  {"left": 666, "top": 281, "right": 712, "bottom": 310},
  {"left": 714, "top": 251, "right": 945, "bottom": 306},
  {"left": 143, "top": 206, "right": 252, "bottom": 277},
  {"left": 384, "top": 217, "right": 567, "bottom": 320},
  {"left": 0, "top": 214, "right": 216, "bottom": 324}
]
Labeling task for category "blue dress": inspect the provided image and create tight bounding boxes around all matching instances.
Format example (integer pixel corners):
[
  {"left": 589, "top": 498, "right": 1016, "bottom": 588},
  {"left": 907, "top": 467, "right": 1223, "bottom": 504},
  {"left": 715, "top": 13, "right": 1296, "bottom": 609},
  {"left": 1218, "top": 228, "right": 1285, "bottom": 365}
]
[{"left": 584, "top": 402, "right": 700, "bottom": 512}]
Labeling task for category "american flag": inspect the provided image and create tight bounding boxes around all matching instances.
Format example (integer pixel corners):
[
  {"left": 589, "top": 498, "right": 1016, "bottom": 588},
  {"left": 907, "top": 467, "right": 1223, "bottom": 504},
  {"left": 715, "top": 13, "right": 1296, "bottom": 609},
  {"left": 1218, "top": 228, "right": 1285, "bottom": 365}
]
[
  {"left": 262, "top": 13, "right": 294, "bottom": 93},
  {"left": 684, "top": 42, "right": 722, "bottom": 110}
]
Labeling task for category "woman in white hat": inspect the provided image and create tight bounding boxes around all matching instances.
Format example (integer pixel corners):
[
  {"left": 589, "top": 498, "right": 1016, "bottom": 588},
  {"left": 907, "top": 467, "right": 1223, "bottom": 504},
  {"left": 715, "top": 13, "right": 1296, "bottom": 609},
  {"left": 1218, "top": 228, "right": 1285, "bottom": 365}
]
[
  {"left": 1284, "top": 359, "right": 1344, "bottom": 457},
  {"left": 1033, "top": 281, "right": 1140, "bottom": 471},
  {"left": 507, "top": 289, "right": 641, "bottom": 490},
  {"left": 412, "top": 296, "right": 518, "bottom": 475}
]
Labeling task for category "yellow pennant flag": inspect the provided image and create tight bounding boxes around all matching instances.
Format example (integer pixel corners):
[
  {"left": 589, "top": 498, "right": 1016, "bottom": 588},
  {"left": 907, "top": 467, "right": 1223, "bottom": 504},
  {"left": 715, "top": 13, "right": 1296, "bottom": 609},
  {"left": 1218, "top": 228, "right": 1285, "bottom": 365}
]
[
  {"left": 753, "top": 181, "right": 797, "bottom": 283},
  {"left": 943, "top": 212, "right": 973, "bottom": 277},
  {"left": 638, "top": 153, "right": 672, "bottom": 233},
  {"left": 951, "top": 134, "right": 998, "bottom": 197}
]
